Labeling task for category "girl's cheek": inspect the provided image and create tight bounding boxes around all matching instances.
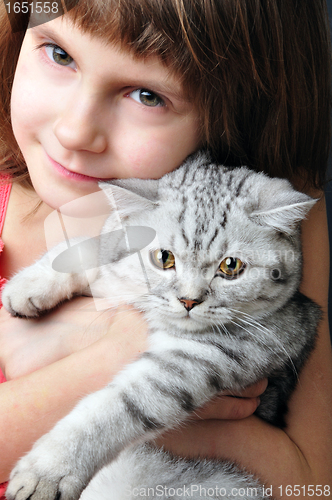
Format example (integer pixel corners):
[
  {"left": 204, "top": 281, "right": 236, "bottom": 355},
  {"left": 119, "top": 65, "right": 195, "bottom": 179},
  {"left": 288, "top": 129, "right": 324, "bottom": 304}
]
[
  {"left": 125, "top": 139, "right": 161, "bottom": 175},
  {"left": 11, "top": 84, "right": 31, "bottom": 145},
  {"left": 124, "top": 127, "right": 199, "bottom": 178},
  {"left": 11, "top": 69, "right": 46, "bottom": 129}
]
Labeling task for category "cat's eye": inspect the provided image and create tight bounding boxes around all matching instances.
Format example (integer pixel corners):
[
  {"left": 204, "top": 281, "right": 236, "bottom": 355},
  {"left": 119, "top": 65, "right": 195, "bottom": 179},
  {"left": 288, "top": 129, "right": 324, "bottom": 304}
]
[
  {"left": 150, "top": 249, "right": 175, "bottom": 269},
  {"left": 218, "top": 257, "right": 245, "bottom": 279}
]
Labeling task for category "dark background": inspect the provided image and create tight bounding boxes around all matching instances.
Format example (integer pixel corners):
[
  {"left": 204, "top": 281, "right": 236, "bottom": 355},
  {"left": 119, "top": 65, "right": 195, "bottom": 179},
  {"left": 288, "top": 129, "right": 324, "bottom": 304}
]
[{"left": 326, "top": 0, "right": 332, "bottom": 337}]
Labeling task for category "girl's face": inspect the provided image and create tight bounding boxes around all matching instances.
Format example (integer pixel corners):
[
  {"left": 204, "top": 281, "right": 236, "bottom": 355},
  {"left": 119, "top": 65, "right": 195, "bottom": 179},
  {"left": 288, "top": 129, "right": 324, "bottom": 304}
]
[{"left": 11, "top": 16, "right": 201, "bottom": 209}]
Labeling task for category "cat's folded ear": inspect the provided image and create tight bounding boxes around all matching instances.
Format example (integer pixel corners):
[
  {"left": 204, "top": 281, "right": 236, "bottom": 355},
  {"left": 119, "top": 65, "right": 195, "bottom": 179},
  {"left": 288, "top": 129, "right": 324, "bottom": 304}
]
[
  {"left": 249, "top": 177, "right": 318, "bottom": 235},
  {"left": 99, "top": 179, "right": 159, "bottom": 219}
]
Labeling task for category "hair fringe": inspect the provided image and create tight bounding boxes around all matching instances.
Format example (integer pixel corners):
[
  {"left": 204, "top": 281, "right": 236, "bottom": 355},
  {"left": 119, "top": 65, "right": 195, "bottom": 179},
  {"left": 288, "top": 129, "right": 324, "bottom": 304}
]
[{"left": 0, "top": 0, "right": 330, "bottom": 191}]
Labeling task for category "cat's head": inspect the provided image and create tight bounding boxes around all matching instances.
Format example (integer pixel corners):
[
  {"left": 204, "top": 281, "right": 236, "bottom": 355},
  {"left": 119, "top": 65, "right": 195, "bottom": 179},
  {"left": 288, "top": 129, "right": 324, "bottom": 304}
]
[{"left": 99, "top": 152, "right": 316, "bottom": 332}]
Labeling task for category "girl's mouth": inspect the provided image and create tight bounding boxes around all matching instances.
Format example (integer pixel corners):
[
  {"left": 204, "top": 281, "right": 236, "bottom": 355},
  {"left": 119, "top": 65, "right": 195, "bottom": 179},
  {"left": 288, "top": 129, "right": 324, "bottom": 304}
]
[{"left": 46, "top": 153, "right": 108, "bottom": 182}]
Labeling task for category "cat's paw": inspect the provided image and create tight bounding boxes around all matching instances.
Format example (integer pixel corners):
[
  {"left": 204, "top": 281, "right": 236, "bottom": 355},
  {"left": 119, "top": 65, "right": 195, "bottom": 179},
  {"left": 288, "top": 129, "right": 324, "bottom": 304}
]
[
  {"left": 1, "top": 262, "right": 75, "bottom": 318},
  {"left": 6, "top": 446, "right": 85, "bottom": 500},
  {"left": 6, "top": 471, "right": 84, "bottom": 500},
  {"left": 2, "top": 270, "right": 59, "bottom": 318}
]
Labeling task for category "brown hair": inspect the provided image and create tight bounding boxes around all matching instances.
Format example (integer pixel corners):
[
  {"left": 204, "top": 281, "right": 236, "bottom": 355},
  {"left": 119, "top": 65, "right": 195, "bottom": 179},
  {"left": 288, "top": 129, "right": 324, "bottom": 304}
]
[{"left": 0, "top": 0, "right": 331, "bottom": 189}]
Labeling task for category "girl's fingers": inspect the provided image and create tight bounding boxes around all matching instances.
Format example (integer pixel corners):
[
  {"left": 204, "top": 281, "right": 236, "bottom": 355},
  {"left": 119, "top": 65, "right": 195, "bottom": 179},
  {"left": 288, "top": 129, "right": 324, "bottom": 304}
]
[
  {"left": 226, "top": 378, "right": 268, "bottom": 398},
  {"left": 191, "top": 379, "right": 268, "bottom": 421},
  {"left": 192, "top": 395, "right": 261, "bottom": 421}
]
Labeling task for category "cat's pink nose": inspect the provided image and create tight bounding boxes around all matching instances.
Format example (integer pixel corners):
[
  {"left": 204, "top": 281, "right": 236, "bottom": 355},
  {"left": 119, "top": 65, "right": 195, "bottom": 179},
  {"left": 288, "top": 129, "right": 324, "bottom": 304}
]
[{"left": 179, "top": 298, "right": 202, "bottom": 311}]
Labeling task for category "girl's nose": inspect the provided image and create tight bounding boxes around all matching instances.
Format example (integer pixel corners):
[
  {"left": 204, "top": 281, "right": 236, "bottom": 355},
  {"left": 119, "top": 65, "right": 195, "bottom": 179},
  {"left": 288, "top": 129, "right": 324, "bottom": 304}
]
[{"left": 53, "top": 93, "right": 108, "bottom": 154}]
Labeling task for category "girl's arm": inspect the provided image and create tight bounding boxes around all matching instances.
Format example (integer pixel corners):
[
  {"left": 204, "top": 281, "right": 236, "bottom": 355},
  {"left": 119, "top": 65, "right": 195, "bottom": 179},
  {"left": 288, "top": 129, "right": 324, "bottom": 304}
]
[{"left": 156, "top": 195, "right": 332, "bottom": 499}]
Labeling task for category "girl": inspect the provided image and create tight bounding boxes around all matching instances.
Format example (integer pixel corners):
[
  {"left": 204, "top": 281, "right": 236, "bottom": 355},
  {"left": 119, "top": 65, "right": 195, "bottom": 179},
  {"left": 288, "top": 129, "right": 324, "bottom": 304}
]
[{"left": 0, "top": 0, "right": 331, "bottom": 498}]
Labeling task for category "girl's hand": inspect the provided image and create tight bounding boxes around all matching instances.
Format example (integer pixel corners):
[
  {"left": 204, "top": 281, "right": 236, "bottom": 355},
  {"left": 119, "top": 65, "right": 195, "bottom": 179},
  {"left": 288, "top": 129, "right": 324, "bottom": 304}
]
[
  {"left": 151, "top": 380, "right": 268, "bottom": 455},
  {"left": 192, "top": 378, "right": 268, "bottom": 421},
  {"left": 0, "top": 296, "right": 117, "bottom": 380}
]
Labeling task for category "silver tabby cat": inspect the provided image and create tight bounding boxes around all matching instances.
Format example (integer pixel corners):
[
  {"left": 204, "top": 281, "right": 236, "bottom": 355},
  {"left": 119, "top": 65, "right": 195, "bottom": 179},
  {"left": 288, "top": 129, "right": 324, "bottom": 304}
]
[{"left": 3, "top": 152, "right": 320, "bottom": 500}]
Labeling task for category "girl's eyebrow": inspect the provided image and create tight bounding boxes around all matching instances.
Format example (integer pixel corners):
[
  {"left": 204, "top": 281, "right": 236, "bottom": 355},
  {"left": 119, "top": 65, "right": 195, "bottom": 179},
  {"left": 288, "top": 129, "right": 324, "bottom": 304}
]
[
  {"left": 31, "top": 24, "right": 68, "bottom": 48},
  {"left": 32, "top": 24, "right": 190, "bottom": 104}
]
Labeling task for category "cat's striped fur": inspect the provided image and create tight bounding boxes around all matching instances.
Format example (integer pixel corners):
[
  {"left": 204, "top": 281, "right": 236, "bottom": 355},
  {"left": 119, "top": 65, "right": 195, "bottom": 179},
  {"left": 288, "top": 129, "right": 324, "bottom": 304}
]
[{"left": 4, "top": 152, "right": 320, "bottom": 500}]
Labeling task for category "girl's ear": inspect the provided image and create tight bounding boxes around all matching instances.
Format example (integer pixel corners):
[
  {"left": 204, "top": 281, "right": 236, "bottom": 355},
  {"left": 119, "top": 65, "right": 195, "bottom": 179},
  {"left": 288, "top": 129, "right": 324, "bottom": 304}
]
[
  {"left": 99, "top": 179, "right": 159, "bottom": 219},
  {"left": 249, "top": 177, "right": 318, "bottom": 235}
]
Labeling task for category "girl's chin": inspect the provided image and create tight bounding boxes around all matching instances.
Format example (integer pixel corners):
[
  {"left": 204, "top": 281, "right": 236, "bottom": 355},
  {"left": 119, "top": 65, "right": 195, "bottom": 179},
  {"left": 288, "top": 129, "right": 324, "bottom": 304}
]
[{"left": 34, "top": 182, "right": 101, "bottom": 211}]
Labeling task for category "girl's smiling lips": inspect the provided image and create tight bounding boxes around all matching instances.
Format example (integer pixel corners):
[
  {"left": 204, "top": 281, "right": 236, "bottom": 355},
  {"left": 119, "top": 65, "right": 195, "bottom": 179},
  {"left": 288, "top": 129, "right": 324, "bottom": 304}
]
[{"left": 46, "top": 152, "right": 112, "bottom": 183}]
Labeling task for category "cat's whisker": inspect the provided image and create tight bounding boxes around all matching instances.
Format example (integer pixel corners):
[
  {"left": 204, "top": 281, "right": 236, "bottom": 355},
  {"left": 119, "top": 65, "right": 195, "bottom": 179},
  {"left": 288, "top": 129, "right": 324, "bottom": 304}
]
[
  {"left": 228, "top": 308, "right": 279, "bottom": 338},
  {"left": 231, "top": 320, "right": 295, "bottom": 377},
  {"left": 230, "top": 320, "right": 271, "bottom": 349},
  {"left": 231, "top": 317, "right": 298, "bottom": 378},
  {"left": 233, "top": 312, "right": 279, "bottom": 341},
  {"left": 229, "top": 316, "right": 280, "bottom": 353},
  {"left": 213, "top": 322, "right": 232, "bottom": 339}
]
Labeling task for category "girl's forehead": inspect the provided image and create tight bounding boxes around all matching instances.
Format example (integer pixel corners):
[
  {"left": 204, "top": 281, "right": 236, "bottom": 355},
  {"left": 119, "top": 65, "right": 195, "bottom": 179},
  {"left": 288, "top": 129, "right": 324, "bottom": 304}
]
[
  {"left": 30, "top": 13, "right": 184, "bottom": 80},
  {"left": 28, "top": 0, "right": 202, "bottom": 102},
  {"left": 27, "top": 16, "right": 192, "bottom": 106}
]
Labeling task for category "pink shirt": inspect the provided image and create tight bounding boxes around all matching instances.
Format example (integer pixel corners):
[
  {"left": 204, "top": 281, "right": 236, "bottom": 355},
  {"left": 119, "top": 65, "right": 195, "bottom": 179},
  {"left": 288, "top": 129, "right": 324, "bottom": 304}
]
[
  {"left": 0, "top": 180, "right": 12, "bottom": 498},
  {"left": 0, "top": 180, "right": 11, "bottom": 309}
]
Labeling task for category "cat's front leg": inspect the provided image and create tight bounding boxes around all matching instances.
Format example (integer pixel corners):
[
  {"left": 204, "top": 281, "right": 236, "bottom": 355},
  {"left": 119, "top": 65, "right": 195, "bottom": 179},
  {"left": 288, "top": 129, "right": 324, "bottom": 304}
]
[
  {"left": 2, "top": 239, "right": 97, "bottom": 318},
  {"left": 6, "top": 339, "right": 218, "bottom": 500},
  {"left": 6, "top": 383, "right": 161, "bottom": 500},
  {"left": 6, "top": 388, "right": 121, "bottom": 500}
]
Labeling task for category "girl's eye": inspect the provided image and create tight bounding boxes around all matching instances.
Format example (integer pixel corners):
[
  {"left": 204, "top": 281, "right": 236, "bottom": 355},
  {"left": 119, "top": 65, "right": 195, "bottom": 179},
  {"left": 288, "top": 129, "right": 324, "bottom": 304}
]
[
  {"left": 129, "top": 89, "right": 165, "bottom": 108},
  {"left": 218, "top": 257, "right": 245, "bottom": 279},
  {"left": 150, "top": 249, "right": 175, "bottom": 269},
  {"left": 44, "top": 44, "right": 75, "bottom": 68}
]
